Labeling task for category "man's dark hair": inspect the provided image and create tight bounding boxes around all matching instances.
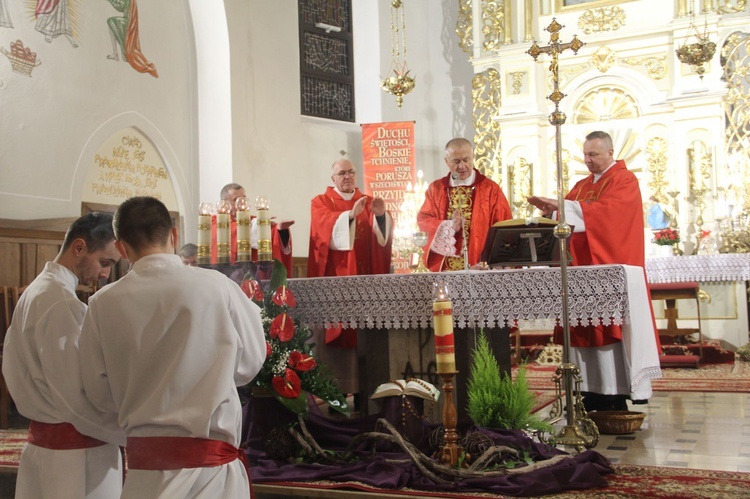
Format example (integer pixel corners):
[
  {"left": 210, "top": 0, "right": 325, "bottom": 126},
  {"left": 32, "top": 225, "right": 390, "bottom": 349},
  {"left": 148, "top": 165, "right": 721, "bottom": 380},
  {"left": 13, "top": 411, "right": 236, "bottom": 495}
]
[
  {"left": 444, "top": 138, "right": 472, "bottom": 153},
  {"left": 61, "top": 212, "right": 115, "bottom": 253},
  {"left": 114, "top": 197, "right": 173, "bottom": 250},
  {"left": 220, "top": 183, "right": 244, "bottom": 200},
  {"left": 180, "top": 243, "right": 198, "bottom": 258},
  {"left": 585, "top": 131, "right": 613, "bottom": 149}
]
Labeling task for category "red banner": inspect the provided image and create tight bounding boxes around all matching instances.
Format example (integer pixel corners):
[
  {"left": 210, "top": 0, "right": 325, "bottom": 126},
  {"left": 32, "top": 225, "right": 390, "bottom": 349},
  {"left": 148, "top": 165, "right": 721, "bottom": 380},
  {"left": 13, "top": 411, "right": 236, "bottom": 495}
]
[{"left": 361, "top": 122, "right": 416, "bottom": 273}]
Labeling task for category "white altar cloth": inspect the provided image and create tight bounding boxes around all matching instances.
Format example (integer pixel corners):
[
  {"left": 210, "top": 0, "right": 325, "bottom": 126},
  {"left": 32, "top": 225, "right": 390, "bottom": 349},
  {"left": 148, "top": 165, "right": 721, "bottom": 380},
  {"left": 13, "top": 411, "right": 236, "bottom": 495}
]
[
  {"left": 289, "top": 264, "right": 661, "bottom": 400},
  {"left": 646, "top": 253, "right": 750, "bottom": 283}
]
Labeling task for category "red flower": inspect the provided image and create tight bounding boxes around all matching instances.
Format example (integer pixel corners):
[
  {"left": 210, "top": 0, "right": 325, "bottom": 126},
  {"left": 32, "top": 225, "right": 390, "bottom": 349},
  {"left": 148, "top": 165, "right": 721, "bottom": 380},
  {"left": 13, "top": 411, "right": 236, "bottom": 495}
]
[
  {"left": 272, "top": 368, "right": 301, "bottom": 398},
  {"left": 269, "top": 313, "right": 295, "bottom": 342},
  {"left": 240, "top": 279, "right": 264, "bottom": 301},
  {"left": 288, "top": 351, "right": 317, "bottom": 372},
  {"left": 272, "top": 286, "right": 297, "bottom": 308},
  {"left": 265, "top": 340, "right": 272, "bottom": 358}
]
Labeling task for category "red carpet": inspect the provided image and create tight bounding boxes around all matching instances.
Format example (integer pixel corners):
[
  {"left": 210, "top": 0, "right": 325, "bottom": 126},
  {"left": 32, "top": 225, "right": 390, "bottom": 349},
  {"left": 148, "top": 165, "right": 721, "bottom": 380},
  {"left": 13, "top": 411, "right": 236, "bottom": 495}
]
[
  {"left": 521, "top": 361, "right": 750, "bottom": 393},
  {"left": 255, "top": 465, "right": 750, "bottom": 498}
]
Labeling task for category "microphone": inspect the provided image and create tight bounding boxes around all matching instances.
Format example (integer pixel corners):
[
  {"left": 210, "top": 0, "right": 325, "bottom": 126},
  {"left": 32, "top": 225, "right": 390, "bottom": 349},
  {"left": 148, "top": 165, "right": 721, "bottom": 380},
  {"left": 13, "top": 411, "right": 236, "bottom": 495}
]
[{"left": 451, "top": 172, "right": 459, "bottom": 181}]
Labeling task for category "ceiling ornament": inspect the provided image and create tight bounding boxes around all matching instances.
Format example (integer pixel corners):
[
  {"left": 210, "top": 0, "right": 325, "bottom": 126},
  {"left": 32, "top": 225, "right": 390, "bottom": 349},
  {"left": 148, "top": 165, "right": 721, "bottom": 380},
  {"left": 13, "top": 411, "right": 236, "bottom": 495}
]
[
  {"left": 482, "top": 1, "right": 506, "bottom": 51},
  {"left": 577, "top": 6, "right": 626, "bottom": 35},
  {"left": 472, "top": 68, "right": 503, "bottom": 183},
  {"left": 456, "top": 0, "right": 473, "bottom": 54},
  {"left": 381, "top": 0, "right": 415, "bottom": 109},
  {"left": 620, "top": 55, "right": 667, "bottom": 80},
  {"left": 572, "top": 87, "right": 638, "bottom": 124},
  {"left": 591, "top": 45, "right": 616, "bottom": 73},
  {"left": 675, "top": 3, "right": 716, "bottom": 79}
]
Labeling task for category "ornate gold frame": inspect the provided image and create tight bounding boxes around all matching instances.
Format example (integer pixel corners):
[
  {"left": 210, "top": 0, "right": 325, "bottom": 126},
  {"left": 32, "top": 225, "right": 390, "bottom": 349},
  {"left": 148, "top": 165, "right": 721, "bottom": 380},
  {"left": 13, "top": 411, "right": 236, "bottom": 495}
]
[{"left": 555, "top": 0, "right": 635, "bottom": 12}]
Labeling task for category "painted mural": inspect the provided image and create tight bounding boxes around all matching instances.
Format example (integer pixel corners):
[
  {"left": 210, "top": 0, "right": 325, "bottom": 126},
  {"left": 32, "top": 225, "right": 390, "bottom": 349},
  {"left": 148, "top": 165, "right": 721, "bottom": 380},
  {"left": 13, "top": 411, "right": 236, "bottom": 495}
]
[{"left": 105, "top": 0, "right": 158, "bottom": 77}]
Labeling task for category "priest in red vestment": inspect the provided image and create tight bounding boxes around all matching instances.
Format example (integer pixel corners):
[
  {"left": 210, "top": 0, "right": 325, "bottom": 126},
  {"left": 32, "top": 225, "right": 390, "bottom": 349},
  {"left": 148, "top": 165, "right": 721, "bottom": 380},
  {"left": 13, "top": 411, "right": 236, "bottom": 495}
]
[
  {"left": 417, "top": 138, "right": 512, "bottom": 271},
  {"left": 528, "top": 130, "right": 660, "bottom": 412},
  {"left": 307, "top": 159, "right": 393, "bottom": 406},
  {"left": 210, "top": 183, "right": 294, "bottom": 277}
]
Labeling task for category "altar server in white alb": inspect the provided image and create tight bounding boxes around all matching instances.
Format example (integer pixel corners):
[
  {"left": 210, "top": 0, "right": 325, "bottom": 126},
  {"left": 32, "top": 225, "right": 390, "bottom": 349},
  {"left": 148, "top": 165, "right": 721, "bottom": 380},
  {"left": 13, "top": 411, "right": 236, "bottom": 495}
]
[
  {"left": 3, "top": 212, "right": 125, "bottom": 499},
  {"left": 79, "top": 196, "right": 267, "bottom": 499}
]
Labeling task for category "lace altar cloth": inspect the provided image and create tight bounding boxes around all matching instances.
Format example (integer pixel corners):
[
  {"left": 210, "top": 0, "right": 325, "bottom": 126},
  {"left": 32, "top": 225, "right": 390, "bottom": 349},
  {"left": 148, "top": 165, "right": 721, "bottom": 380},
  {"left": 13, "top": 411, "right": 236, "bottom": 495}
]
[
  {"left": 646, "top": 253, "right": 750, "bottom": 283},
  {"left": 288, "top": 264, "right": 629, "bottom": 330}
]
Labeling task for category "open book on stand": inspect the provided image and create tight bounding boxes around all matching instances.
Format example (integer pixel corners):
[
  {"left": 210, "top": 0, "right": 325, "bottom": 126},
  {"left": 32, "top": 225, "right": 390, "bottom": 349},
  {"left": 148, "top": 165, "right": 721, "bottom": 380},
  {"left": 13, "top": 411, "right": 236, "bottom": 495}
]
[{"left": 370, "top": 378, "right": 440, "bottom": 402}]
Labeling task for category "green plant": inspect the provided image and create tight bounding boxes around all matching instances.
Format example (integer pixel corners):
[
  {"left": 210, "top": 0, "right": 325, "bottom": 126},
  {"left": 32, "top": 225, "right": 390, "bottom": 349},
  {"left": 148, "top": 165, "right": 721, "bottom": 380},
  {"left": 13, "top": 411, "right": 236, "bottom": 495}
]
[
  {"left": 466, "top": 331, "right": 552, "bottom": 433},
  {"left": 737, "top": 342, "right": 750, "bottom": 362}
]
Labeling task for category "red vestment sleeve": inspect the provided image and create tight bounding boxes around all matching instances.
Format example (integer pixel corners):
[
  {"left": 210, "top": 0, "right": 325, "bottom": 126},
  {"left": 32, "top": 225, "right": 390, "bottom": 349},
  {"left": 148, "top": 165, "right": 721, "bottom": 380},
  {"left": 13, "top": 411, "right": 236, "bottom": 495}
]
[{"left": 307, "top": 193, "right": 347, "bottom": 277}]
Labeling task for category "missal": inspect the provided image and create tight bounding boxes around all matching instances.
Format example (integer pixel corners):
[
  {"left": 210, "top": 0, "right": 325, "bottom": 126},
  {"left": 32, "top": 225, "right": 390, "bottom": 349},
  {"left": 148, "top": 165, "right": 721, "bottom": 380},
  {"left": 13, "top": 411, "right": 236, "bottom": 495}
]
[{"left": 370, "top": 378, "right": 440, "bottom": 402}]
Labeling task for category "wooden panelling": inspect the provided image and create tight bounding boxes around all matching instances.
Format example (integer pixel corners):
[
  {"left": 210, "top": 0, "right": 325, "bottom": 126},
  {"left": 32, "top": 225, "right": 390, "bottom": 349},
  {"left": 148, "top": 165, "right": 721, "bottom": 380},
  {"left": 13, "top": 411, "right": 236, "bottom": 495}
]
[{"left": 0, "top": 220, "right": 65, "bottom": 287}]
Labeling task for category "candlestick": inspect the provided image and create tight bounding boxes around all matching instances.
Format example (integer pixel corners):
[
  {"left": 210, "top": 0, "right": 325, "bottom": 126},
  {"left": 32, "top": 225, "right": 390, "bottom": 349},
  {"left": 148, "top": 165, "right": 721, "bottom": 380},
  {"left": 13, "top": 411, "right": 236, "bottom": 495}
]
[
  {"left": 197, "top": 202, "right": 213, "bottom": 265},
  {"left": 235, "top": 196, "right": 251, "bottom": 263},
  {"left": 256, "top": 196, "right": 272, "bottom": 262},
  {"left": 432, "top": 281, "right": 455, "bottom": 373},
  {"left": 216, "top": 200, "right": 232, "bottom": 264}
]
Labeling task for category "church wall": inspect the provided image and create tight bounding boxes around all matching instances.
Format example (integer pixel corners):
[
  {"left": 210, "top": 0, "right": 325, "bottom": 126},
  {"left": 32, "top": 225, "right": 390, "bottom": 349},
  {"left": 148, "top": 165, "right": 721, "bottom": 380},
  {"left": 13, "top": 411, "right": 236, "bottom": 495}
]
[
  {"left": 0, "top": 1, "right": 195, "bottom": 227},
  {"left": 227, "top": 0, "right": 474, "bottom": 256}
]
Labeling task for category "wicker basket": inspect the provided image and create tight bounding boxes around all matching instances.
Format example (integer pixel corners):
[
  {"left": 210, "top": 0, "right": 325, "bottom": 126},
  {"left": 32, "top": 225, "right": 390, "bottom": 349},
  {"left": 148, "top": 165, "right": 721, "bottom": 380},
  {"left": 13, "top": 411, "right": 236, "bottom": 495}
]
[{"left": 588, "top": 410, "right": 645, "bottom": 435}]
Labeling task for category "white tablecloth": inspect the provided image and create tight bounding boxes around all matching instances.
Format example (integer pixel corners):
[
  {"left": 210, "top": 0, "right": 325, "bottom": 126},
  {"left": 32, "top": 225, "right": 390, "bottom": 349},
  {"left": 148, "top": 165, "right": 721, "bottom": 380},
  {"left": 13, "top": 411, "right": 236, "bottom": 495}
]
[
  {"left": 646, "top": 253, "right": 750, "bottom": 283},
  {"left": 289, "top": 264, "right": 661, "bottom": 400}
]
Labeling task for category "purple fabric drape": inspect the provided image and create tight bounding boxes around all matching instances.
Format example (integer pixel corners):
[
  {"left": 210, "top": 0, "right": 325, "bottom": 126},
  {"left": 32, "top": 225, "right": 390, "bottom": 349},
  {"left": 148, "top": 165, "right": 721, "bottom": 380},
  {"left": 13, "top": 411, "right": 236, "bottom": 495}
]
[{"left": 243, "top": 395, "right": 613, "bottom": 497}]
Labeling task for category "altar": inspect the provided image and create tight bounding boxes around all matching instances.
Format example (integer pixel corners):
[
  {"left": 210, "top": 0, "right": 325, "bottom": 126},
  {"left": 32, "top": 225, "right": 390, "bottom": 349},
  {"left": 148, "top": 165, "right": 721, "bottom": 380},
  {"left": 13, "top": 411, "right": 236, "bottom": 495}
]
[
  {"left": 646, "top": 253, "right": 750, "bottom": 349},
  {"left": 289, "top": 264, "right": 661, "bottom": 416}
]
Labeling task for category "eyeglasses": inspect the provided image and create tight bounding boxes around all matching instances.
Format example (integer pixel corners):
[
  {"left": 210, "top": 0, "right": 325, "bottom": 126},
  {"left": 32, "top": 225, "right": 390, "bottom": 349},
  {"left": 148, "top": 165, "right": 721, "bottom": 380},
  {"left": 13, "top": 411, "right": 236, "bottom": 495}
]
[{"left": 333, "top": 169, "right": 356, "bottom": 177}]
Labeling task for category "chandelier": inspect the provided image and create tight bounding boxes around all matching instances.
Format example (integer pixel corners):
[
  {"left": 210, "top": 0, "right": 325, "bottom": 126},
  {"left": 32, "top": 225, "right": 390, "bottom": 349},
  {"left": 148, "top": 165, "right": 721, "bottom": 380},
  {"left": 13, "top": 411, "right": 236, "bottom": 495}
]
[
  {"left": 381, "top": 0, "right": 415, "bottom": 109},
  {"left": 675, "top": 6, "right": 716, "bottom": 79}
]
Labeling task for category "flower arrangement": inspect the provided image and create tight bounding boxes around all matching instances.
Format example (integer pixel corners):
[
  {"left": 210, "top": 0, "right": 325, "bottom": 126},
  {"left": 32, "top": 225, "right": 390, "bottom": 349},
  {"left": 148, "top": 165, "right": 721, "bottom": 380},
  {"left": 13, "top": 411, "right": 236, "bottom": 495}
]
[
  {"left": 653, "top": 227, "right": 680, "bottom": 246},
  {"left": 241, "top": 260, "right": 349, "bottom": 416}
]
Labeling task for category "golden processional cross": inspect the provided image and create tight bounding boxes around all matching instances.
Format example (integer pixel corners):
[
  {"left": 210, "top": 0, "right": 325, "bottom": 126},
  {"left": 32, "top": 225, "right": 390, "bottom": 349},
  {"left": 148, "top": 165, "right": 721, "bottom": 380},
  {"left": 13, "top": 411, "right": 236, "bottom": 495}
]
[{"left": 527, "top": 20, "right": 598, "bottom": 451}]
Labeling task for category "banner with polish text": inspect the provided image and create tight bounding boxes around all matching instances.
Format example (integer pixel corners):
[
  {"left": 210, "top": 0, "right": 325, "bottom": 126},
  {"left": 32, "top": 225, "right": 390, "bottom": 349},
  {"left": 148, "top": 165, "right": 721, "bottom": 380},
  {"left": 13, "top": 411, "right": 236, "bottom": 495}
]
[{"left": 362, "top": 121, "right": 416, "bottom": 273}]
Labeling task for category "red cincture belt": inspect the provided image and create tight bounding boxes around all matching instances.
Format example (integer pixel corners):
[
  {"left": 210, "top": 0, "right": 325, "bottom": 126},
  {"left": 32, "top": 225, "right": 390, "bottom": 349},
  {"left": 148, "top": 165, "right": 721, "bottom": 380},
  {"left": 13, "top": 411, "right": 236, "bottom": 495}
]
[
  {"left": 126, "top": 436, "right": 249, "bottom": 471},
  {"left": 126, "top": 437, "right": 253, "bottom": 497},
  {"left": 28, "top": 421, "right": 107, "bottom": 450}
]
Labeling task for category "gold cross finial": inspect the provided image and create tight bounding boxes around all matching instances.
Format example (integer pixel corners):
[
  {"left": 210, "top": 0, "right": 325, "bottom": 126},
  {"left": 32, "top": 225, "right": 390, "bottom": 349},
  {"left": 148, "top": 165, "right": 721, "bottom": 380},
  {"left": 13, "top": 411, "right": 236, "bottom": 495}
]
[{"left": 527, "top": 19, "right": 585, "bottom": 124}]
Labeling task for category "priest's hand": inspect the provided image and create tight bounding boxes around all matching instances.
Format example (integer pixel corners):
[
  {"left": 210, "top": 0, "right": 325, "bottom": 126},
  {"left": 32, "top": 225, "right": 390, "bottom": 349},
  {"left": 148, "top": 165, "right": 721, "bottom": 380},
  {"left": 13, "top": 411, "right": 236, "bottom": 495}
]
[
  {"left": 527, "top": 196, "right": 558, "bottom": 216},
  {"left": 276, "top": 220, "right": 295, "bottom": 230},
  {"left": 371, "top": 197, "right": 386, "bottom": 217},
  {"left": 452, "top": 211, "right": 463, "bottom": 232},
  {"left": 349, "top": 196, "right": 367, "bottom": 219}
]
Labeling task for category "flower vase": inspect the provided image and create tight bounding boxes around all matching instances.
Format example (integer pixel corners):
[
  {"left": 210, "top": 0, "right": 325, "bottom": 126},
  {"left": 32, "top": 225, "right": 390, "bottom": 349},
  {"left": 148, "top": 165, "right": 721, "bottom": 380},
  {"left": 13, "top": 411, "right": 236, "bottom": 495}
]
[{"left": 655, "top": 245, "right": 673, "bottom": 258}]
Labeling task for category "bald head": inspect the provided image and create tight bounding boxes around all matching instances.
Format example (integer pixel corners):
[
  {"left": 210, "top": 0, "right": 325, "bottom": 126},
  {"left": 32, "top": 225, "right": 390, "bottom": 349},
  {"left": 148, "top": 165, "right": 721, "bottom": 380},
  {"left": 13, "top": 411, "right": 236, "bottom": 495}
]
[{"left": 331, "top": 159, "right": 357, "bottom": 193}]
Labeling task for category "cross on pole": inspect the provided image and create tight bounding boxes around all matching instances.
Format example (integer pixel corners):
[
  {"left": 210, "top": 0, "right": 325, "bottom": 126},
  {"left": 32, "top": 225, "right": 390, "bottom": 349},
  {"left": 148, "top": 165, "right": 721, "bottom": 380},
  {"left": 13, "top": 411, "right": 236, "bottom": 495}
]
[
  {"left": 527, "top": 20, "right": 598, "bottom": 452},
  {"left": 527, "top": 19, "right": 585, "bottom": 124}
]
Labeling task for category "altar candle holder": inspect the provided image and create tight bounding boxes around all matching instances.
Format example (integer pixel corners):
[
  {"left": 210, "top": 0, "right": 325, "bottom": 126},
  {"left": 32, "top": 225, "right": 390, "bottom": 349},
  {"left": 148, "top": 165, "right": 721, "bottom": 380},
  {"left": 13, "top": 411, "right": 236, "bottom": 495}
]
[
  {"left": 432, "top": 281, "right": 462, "bottom": 467},
  {"left": 216, "top": 200, "right": 232, "bottom": 264},
  {"left": 256, "top": 195, "right": 272, "bottom": 262},
  {"left": 235, "top": 196, "right": 251, "bottom": 263},
  {"left": 197, "top": 202, "right": 213, "bottom": 265}
]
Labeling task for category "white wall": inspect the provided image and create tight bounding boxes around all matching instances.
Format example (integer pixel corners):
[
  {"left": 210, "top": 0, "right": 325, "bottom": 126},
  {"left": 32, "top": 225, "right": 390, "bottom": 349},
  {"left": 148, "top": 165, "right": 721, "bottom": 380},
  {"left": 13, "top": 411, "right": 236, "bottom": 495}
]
[{"left": 0, "top": 1, "right": 195, "bottom": 223}]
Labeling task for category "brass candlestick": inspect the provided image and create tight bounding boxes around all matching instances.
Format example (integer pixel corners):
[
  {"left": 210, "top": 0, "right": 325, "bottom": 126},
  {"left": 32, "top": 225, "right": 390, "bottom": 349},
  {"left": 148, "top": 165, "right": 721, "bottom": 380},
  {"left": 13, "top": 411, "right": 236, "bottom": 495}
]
[{"left": 438, "top": 371, "right": 462, "bottom": 467}]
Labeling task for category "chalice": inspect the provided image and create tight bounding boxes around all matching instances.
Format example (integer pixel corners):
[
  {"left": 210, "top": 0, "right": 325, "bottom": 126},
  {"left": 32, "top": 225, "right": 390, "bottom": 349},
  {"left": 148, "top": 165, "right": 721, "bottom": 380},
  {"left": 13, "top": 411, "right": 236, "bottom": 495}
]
[{"left": 411, "top": 231, "right": 430, "bottom": 273}]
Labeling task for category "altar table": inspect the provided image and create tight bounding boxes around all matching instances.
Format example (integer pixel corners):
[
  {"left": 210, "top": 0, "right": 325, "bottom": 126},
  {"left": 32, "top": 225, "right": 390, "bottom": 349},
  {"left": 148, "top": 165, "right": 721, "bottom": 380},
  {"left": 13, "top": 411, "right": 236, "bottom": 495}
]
[{"left": 289, "top": 264, "right": 661, "bottom": 415}]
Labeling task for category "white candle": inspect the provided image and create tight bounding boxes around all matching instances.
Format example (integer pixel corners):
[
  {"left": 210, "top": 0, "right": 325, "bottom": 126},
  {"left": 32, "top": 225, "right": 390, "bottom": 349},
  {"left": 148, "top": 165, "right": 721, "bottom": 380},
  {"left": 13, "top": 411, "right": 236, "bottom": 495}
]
[{"left": 197, "top": 202, "right": 213, "bottom": 265}]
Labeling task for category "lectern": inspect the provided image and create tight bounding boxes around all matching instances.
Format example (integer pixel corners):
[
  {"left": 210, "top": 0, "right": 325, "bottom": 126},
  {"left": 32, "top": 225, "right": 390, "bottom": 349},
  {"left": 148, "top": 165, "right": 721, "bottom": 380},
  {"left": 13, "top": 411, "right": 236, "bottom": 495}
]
[{"left": 480, "top": 218, "right": 571, "bottom": 268}]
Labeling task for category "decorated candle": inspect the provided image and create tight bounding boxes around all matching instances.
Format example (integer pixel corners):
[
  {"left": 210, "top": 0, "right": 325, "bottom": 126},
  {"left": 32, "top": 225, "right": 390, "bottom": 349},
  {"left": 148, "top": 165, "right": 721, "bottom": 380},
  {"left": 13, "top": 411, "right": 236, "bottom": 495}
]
[
  {"left": 235, "top": 196, "right": 251, "bottom": 262},
  {"left": 197, "top": 202, "right": 213, "bottom": 265},
  {"left": 216, "top": 200, "right": 232, "bottom": 264},
  {"left": 256, "top": 196, "right": 272, "bottom": 261},
  {"left": 432, "top": 281, "right": 456, "bottom": 373}
]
